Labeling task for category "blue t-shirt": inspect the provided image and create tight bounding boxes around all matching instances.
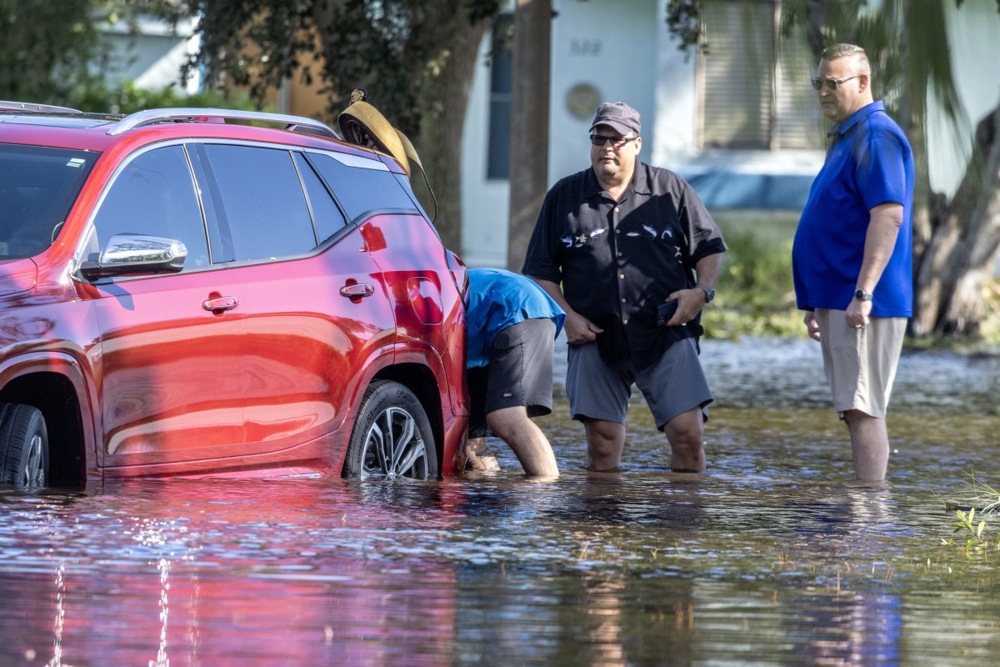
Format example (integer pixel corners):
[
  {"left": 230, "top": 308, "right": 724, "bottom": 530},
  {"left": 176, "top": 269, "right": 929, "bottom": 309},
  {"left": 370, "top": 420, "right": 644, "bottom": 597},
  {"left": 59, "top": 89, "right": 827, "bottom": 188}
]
[
  {"left": 792, "top": 101, "right": 914, "bottom": 316},
  {"left": 465, "top": 268, "right": 565, "bottom": 368}
]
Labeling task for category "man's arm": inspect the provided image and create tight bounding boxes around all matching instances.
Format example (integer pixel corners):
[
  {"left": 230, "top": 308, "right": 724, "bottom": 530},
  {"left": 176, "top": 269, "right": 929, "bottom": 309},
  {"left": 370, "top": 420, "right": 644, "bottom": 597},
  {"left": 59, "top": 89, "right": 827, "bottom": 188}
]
[
  {"left": 845, "top": 202, "right": 903, "bottom": 326},
  {"left": 528, "top": 277, "right": 604, "bottom": 345}
]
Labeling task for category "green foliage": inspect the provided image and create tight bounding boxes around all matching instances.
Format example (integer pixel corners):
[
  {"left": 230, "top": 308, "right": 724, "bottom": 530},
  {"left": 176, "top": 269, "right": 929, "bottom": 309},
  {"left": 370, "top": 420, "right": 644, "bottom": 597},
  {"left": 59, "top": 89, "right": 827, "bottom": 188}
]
[
  {"left": 184, "top": 0, "right": 503, "bottom": 135},
  {"left": 947, "top": 507, "right": 1000, "bottom": 556},
  {"left": 69, "top": 80, "right": 258, "bottom": 115},
  {"left": 0, "top": 0, "right": 105, "bottom": 103},
  {"left": 665, "top": 0, "right": 703, "bottom": 55},
  {"left": 0, "top": 0, "right": 197, "bottom": 107},
  {"left": 702, "top": 210, "right": 804, "bottom": 340},
  {"left": 942, "top": 476, "right": 1000, "bottom": 558}
]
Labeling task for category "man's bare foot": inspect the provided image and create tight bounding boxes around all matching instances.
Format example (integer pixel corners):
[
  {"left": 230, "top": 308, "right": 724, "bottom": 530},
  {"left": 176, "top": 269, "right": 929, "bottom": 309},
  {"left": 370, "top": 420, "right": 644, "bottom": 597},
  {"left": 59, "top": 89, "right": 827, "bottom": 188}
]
[{"left": 462, "top": 438, "right": 501, "bottom": 472}]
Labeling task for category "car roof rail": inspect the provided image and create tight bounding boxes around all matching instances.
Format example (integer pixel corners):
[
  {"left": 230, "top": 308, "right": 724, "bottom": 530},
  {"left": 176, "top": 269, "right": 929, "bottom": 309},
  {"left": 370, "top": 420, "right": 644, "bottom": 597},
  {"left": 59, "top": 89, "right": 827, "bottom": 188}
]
[
  {"left": 0, "top": 100, "right": 82, "bottom": 113},
  {"left": 108, "top": 108, "right": 340, "bottom": 139}
]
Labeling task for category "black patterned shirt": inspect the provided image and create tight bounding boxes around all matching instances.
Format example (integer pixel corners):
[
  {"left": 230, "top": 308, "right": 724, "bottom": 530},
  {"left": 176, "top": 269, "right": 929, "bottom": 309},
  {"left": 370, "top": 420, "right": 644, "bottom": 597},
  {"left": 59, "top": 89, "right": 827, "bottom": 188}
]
[{"left": 522, "top": 162, "right": 726, "bottom": 370}]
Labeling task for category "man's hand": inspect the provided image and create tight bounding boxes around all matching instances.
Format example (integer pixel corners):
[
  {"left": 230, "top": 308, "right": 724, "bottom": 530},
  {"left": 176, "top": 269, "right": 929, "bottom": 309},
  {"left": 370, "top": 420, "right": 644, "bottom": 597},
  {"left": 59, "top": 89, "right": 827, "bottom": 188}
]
[
  {"left": 564, "top": 310, "right": 603, "bottom": 345},
  {"left": 804, "top": 311, "right": 821, "bottom": 341},
  {"left": 663, "top": 288, "right": 707, "bottom": 326},
  {"left": 845, "top": 298, "right": 871, "bottom": 329}
]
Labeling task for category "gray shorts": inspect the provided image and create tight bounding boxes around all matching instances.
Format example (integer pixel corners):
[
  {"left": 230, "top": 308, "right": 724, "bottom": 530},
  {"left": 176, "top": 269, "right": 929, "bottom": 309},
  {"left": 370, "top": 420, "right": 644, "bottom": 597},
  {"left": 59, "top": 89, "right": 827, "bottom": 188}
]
[
  {"left": 815, "top": 309, "right": 907, "bottom": 419},
  {"left": 566, "top": 337, "right": 713, "bottom": 431},
  {"left": 468, "top": 318, "right": 556, "bottom": 438}
]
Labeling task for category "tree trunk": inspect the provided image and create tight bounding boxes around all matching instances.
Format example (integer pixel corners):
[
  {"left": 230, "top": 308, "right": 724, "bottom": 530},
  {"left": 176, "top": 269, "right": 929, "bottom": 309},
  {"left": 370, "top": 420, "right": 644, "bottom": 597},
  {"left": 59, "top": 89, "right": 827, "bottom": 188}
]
[
  {"left": 506, "top": 0, "right": 551, "bottom": 271},
  {"left": 308, "top": 1, "right": 494, "bottom": 255},
  {"left": 413, "top": 18, "right": 491, "bottom": 254},
  {"left": 911, "top": 104, "right": 1000, "bottom": 338}
]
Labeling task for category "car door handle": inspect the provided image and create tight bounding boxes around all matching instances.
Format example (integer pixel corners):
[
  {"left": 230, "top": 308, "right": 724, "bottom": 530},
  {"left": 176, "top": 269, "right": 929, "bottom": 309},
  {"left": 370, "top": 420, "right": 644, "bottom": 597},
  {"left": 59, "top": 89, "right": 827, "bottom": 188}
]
[
  {"left": 340, "top": 283, "right": 375, "bottom": 299},
  {"left": 203, "top": 296, "right": 240, "bottom": 313}
]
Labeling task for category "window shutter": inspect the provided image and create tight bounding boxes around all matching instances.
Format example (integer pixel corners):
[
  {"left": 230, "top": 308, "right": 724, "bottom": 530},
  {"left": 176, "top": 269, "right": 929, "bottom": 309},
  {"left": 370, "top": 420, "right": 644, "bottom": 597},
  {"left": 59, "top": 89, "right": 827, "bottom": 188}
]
[{"left": 700, "top": 0, "right": 774, "bottom": 149}]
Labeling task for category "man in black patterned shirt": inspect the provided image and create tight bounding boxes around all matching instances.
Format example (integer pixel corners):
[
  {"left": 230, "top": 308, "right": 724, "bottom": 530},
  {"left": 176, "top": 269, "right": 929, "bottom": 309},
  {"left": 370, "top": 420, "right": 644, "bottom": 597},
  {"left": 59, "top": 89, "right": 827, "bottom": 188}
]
[{"left": 523, "top": 101, "right": 726, "bottom": 473}]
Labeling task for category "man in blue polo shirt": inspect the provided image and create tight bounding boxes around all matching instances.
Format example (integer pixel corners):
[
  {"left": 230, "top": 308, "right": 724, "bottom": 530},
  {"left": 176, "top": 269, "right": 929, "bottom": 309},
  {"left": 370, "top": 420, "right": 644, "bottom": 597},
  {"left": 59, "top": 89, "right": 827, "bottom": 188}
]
[
  {"left": 792, "top": 43, "right": 915, "bottom": 481},
  {"left": 459, "top": 268, "right": 565, "bottom": 477}
]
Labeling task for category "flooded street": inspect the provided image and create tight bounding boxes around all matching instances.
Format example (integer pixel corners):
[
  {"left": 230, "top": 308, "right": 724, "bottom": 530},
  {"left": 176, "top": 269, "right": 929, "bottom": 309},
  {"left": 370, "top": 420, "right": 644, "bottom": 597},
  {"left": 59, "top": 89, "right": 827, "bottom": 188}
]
[{"left": 2, "top": 337, "right": 999, "bottom": 666}]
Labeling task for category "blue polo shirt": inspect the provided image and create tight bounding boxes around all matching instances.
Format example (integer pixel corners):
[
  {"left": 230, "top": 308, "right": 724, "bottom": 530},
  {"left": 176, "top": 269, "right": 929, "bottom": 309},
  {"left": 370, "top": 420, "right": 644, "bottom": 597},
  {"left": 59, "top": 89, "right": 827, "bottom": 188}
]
[
  {"left": 465, "top": 268, "right": 565, "bottom": 368},
  {"left": 792, "top": 101, "right": 914, "bottom": 316}
]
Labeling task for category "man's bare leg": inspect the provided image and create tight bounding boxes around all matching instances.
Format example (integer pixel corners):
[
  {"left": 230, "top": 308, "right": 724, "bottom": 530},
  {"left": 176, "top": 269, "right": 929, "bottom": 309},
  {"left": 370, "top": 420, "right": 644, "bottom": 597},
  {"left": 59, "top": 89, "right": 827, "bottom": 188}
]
[
  {"left": 487, "top": 406, "right": 558, "bottom": 477},
  {"left": 663, "top": 407, "right": 706, "bottom": 472},
  {"left": 584, "top": 419, "right": 626, "bottom": 472},
  {"left": 843, "top": 409, "right": 889, "bottom": 481}
]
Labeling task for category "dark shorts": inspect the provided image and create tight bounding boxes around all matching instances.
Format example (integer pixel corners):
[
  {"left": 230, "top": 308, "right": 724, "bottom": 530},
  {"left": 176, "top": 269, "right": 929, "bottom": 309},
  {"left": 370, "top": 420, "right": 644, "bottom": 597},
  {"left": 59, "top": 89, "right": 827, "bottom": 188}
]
[
  {"left": 566, "top": 337, "right": 712, "bottom": 431},
  {"left": 468, "top": 318, "right": 556, "bottom": 438}
]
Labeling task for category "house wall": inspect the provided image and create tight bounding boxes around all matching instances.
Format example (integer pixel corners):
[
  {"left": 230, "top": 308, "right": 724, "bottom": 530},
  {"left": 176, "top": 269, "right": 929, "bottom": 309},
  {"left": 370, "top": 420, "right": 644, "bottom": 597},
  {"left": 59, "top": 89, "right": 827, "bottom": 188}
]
[{"left": 101, "top": 17, "right": 202, "bottom": 94}]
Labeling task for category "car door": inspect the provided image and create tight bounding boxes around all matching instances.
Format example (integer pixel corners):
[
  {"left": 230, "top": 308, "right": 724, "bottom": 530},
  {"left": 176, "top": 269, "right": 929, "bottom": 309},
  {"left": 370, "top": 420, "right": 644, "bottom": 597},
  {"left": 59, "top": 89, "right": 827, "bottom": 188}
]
[
  {"left": 191, "top": 144, "right": 396, "bottom": 461},
  {"left": 86, "top": 144, "right": 249, "bottom": 469}
]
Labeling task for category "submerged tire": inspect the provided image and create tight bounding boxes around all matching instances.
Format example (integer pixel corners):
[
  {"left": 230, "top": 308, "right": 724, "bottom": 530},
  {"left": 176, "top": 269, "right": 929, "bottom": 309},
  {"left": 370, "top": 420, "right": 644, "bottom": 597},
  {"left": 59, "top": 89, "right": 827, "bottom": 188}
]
[
  {"left": 343, "top": 380, "right": 438, "bottom": 479},
  {"left": 0, "top": 403, "right": 49, "bottom": 489}
]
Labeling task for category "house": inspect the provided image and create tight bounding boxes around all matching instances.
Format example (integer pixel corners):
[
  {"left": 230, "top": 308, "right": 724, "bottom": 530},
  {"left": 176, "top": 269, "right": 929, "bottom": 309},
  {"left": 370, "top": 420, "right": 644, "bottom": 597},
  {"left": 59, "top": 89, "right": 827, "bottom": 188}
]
[
  {"left": 458, "top": 0, "right": 1000, "bottom": 268},
  {"left": 100, "top": 14, "right": 202, "bottom": 94}
]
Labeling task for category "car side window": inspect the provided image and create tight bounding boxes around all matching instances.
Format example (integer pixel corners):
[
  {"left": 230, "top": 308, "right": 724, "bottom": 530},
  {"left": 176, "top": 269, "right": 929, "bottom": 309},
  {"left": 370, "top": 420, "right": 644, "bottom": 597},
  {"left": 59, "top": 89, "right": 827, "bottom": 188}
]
[
  {"left": 306, "top": 153, "right": 418, "bottom": 222},
  {"left": 293, "top": 153, "right": 348, "bottom": 243},
  {"left": 201, "top": 144, "right": 316, "bottom": 262},
  {"left": 91, "top": 145, "right": 210, "bottom": 269}
]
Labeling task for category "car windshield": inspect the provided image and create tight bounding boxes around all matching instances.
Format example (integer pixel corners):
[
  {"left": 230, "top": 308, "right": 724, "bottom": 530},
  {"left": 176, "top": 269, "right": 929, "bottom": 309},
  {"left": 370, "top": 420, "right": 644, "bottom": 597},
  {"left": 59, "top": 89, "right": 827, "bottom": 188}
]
[{"left": 0, "top": 144, "right": 98, "bottom": 259}]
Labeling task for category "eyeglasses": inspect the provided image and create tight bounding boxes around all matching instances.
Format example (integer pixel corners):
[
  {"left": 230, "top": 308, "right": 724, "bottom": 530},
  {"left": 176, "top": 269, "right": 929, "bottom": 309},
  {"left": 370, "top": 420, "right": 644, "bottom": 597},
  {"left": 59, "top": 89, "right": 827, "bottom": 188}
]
[
  {"left": 810, "top": 74, "right": 861, "bottom": 91},
  {"left": 590, "top": 134, "right": 638, "bottom": 149}
]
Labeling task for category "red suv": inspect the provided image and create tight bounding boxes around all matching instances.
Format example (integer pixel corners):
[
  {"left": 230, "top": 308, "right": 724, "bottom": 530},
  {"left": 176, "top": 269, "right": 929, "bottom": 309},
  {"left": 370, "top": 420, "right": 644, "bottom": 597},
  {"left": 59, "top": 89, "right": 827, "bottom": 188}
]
[{"left": 0, "top": 102, "right": 468, "bottom": 489}]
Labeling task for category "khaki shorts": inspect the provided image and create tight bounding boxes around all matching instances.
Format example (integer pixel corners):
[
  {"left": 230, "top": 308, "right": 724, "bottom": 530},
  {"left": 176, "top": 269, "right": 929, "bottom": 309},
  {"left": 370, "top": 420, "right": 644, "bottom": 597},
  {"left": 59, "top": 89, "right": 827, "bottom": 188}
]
[{"left": 815, "top": 309, "right": 907, "bottom": 419}]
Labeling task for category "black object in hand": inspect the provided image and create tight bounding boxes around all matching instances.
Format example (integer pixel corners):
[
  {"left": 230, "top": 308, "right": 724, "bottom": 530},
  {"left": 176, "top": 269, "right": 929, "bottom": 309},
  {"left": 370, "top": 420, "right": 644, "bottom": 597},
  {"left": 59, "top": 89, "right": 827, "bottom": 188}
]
[{"left": 656, "top": 300, "right": 678, "bottom": 327}]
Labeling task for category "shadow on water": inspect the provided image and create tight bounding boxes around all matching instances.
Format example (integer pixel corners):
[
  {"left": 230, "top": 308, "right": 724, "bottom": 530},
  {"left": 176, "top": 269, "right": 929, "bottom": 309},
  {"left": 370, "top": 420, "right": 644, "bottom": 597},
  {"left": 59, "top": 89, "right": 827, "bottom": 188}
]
[{"left": 0, "top": 337, "right": 998, "bottom": 665}]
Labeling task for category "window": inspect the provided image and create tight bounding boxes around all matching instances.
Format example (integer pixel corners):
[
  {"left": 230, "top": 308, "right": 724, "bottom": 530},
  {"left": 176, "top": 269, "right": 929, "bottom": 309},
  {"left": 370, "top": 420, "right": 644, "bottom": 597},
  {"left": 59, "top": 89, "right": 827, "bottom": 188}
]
[
  {"left": 201, "top": 145, "right": 316, "bottom": 262},
  {"left": 294, "top": 153, "right": 348, "bottom": 243},
  {"left": 0, "top": 145, "right": 97, "bottom": 259},
  {"left": 699, "top": 0, "right": 823, "bottom": 150},
  {"left": 486, "top": 13, "right": 514, "bottom": 180},
  {"left": 307, "top": 153, "right": 418, "bottom": 222},
  {"left": 91, "top": 146, "right": 210, "bottom": 268}
]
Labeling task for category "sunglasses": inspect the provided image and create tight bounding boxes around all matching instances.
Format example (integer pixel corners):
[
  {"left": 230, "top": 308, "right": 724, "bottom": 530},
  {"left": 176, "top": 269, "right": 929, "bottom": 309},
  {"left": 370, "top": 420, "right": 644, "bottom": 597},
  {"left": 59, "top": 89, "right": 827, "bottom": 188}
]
[
  {"left": 810, "top": 74, "right": 861, "bottom": 91},
  {"left": 589, "top": 134, "right": 638, "bottom": 148}
]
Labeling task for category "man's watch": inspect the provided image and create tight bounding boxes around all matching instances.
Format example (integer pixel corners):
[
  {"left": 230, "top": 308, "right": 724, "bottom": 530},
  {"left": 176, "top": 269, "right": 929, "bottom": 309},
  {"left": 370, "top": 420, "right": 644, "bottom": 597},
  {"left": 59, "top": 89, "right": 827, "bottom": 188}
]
[
  {"left": 854, "top": 288, "right": 873, "bottom": 302},
  {"left": 696, "top": 283, "right": 715, "bottom": 304}
]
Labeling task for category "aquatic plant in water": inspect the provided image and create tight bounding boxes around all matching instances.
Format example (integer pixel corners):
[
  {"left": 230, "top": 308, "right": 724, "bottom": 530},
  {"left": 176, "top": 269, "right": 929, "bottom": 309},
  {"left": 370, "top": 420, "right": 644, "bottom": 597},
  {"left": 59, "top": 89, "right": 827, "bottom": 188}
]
[{"left": 943, "top": 477, "right": 1000, "bottom": 558}]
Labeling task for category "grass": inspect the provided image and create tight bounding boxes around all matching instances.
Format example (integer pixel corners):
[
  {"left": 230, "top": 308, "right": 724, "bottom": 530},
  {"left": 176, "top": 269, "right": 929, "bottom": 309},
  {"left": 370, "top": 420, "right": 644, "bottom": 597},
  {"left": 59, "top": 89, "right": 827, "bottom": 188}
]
[
  {"left": 705, "top": 209, "right": 804, "bottom": 339},
  {"left": 708, "top": 209, "right": 1000, "bottom": 345}
]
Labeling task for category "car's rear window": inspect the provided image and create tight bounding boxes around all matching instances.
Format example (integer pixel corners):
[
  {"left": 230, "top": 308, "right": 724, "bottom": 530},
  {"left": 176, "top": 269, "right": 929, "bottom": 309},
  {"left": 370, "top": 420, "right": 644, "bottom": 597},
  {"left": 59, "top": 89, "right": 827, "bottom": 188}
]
[
  {"left": 307, "top": 153, "right": 419, "bottom": 221},
  {"left": 0, "top": 144, "right": 98, "bottom": 258}
]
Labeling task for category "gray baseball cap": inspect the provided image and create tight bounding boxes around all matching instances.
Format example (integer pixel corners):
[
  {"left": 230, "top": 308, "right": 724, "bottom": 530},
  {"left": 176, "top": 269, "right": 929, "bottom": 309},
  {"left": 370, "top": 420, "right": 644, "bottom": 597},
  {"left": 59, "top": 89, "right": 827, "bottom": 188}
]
[{"left": 589, "top": 101, "right": 641, "bottom": 135}]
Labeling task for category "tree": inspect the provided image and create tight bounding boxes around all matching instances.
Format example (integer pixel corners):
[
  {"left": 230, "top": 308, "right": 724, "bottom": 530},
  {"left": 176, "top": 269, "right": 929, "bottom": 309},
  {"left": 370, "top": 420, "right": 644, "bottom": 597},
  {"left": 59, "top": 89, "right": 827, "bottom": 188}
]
[
  {"left": 178, "top": 0, "right": 502, "bottom": 252},
  {"left": 0, "top": 0, "right": 206, "bottom": 108},
  {"left": 0, "top": 0, "right": 107, "bottom": 103},
  {"left": 506, "top": 0, "right": 550, "bottom": 271}
]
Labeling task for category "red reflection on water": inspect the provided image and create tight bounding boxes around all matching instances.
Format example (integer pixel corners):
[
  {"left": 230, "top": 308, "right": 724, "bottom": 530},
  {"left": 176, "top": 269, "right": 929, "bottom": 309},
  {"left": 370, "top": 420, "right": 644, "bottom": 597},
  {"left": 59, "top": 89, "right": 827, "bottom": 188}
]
[{"left": 1, "top": 478, "right": 466, "bottom": 666}]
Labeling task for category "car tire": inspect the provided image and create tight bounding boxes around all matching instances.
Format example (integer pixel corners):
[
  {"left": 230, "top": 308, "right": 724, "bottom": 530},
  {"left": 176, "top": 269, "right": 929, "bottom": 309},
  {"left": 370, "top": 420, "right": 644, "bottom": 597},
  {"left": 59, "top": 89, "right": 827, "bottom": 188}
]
[
  {"left": 343, "top": 380, "right": 438, "bottom": 479},
  {"left": 0, "top": 403, "right": 49, "bottom": 489}
]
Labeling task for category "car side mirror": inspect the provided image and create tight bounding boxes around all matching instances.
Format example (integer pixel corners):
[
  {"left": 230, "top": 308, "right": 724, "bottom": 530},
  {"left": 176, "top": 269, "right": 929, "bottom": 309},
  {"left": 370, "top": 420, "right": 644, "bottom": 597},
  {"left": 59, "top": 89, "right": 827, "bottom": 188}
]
[{"left": 79, "top": 233, "right": 188, "bottom": 280}]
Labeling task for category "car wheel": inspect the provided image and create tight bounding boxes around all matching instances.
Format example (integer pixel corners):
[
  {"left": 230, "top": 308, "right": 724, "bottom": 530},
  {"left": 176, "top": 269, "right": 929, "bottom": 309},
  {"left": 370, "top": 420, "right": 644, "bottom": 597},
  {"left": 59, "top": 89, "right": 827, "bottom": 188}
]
[
  {"left": 344, "top": 380, "right": 438, "bottom": 479},
  {"left": 0, "top": 404, "right": 49, "bottom": 489}
]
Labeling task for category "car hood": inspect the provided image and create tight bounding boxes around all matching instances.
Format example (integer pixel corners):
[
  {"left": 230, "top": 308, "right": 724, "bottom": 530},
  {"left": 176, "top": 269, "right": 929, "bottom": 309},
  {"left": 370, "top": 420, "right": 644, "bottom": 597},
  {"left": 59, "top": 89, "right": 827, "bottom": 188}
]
[{"left": 0, "top": 259, "right": 38, "bottom": 297}]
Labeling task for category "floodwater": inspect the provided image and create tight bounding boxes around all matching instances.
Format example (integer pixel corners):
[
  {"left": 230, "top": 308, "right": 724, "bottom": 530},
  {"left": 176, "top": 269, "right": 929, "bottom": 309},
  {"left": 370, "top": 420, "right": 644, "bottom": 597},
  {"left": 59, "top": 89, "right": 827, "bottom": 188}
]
[{"left": 2, "top": 336, "right": 999, "bottom": 666}]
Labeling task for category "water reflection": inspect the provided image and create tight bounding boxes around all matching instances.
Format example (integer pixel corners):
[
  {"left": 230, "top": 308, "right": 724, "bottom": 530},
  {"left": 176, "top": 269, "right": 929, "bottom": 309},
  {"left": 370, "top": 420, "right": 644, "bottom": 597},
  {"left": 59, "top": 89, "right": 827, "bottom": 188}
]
[{"left": 0, "top": 337, "right": 998, "bottom": 665}]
